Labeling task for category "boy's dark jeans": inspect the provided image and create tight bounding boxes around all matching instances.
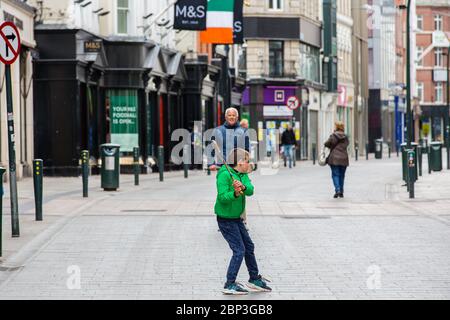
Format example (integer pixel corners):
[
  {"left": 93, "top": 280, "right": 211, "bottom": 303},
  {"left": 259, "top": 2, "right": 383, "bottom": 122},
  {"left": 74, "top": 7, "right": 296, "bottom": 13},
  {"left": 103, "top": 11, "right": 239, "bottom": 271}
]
[{"left": 217, "top": 217, "right": 260, "bottom": 287}]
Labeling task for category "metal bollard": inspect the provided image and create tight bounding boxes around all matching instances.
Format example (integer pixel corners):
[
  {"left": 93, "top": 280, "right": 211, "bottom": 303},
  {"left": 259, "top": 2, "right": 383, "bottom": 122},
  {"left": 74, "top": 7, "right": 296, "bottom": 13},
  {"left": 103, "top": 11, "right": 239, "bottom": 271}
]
[
  {"left": 33, "top": 160, "right": 44, "bottom": 221},
  {"left": 0, "top": 167, "right": 6, "bottom": 257},
  {"left": 133, "top": 147, "right": 140, "bottom": 186},
  {"left": 158, "top": 146, "right": 164, "bottom": 182},
  {"left": 428, "top": 146, "right": 432, "bottom": 175},
  {"left": 366, "top": 143, "right": 369, "bottom": 160},
  {"left": 81, "top": 150, "right": 89, "bottom": 198},
  {"left": 388, "top": 143, "right": 392, "bottom": 159},
  {"left": 355, "top": 143, "right": 359, "bottom": 162},
  {"left": 407, "top": 150, "right": 415, "bottom": 199},
  {"left": 418, "top": 146, "right": 423, "bottom": 176},
  {"left": 312, "top": 144, "right": 316, "bottom": 165},
  {"left": 183, "top": 144, "right": 189, "bottom": 179}
]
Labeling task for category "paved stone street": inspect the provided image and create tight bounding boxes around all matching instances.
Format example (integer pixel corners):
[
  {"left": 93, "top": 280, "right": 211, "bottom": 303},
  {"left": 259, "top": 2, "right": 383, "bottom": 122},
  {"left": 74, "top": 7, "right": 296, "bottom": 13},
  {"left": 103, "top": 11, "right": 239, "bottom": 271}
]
[{"left": 0, "top": 155, "right": 450, "bottom": 300}]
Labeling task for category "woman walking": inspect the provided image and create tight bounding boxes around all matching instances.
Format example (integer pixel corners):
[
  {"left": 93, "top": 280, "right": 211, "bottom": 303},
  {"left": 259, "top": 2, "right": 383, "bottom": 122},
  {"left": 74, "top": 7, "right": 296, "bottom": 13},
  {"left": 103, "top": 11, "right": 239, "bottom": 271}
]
[{"left": 324, "top": 122, "right": 350, "bottom": 199}]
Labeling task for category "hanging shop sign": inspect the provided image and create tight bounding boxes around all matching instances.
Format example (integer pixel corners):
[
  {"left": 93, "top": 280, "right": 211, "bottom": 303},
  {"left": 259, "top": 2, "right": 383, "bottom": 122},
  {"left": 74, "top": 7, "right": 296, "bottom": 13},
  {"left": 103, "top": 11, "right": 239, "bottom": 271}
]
[
  {"left": 174, "top": 0, "right": 207, "bottom": 30},
  {"left": 233, "top": 0, "right": 244, "bottom": 44}
]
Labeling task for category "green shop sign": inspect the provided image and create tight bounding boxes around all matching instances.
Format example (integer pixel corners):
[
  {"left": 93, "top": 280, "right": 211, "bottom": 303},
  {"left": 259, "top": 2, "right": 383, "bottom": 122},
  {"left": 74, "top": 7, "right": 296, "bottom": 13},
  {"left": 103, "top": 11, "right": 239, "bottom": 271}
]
[{"left": 108, "top": 90, "right": 139, "bottom": 152}]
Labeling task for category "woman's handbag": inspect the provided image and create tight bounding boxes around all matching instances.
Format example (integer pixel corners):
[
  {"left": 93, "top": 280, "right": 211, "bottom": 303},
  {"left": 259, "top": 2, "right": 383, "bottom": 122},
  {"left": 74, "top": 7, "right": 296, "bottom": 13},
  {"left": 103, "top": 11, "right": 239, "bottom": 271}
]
[{"left": 318, "top": 147, "right": 330, "bottom": 167}]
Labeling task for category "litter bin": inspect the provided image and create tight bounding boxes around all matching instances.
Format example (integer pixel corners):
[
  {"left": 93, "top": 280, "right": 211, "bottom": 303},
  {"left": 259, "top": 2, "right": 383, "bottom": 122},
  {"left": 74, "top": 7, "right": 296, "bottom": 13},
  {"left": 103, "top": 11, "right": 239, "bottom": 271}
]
[
  {"left": 375, "top": 139, "right": 383, "bottom": 159},
  {"left": 401, "top": 143, "right": 418, "bottom": 183},
  {"left": 100, "top": 144, "right": 121, "bottom": 191},
  {"left": 429, "top": 141, "right": 443, "bottom": 172}
]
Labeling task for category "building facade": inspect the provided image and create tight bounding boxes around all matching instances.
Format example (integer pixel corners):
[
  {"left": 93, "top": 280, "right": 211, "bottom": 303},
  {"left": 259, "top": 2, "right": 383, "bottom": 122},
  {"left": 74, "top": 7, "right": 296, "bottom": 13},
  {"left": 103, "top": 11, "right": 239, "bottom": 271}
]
[
  {"left": 28, "top": 0, "right": 244, "bottom": 175},
  {"left": 368, "top": 0, "right": 398, "bottom": 152},
  {"left": 242, "top": 0, "right": 324, "bottom": 160},
  {"left": 415, "top": 0, "right": 450, "bottom": 144},
  {"left": 337, "top": 0, "right": 355, "bottom": 154},
  {"left": 0, "top": 0, "right": 36, "bottom": 180},
  {"left": 351, "top": 0, "right": 370, "bottom": 153}
]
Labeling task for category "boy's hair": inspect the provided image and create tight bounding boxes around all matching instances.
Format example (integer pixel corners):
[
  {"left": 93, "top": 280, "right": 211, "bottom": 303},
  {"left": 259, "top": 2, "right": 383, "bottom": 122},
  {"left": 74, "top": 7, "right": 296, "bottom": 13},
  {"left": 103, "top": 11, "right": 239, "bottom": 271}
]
[{"left": 227, "top": 148, "right": 250, "bottom": 166}]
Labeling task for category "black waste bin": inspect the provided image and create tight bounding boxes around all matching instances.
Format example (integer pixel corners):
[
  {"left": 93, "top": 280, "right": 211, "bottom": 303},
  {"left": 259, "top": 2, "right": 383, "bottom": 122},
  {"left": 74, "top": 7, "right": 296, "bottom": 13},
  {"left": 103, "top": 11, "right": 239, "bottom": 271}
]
[
  {"left": 100, "top": 144, "right": 121, "bottom": 191},
  {"left": 429, "top": 141, "right": 443, "bottom": 172},
  {"left": 401, "top": 143, "right": 418, "bottom": 183},
  {"left": 375, "top": 139, "right": 383, "bottom": 159}
]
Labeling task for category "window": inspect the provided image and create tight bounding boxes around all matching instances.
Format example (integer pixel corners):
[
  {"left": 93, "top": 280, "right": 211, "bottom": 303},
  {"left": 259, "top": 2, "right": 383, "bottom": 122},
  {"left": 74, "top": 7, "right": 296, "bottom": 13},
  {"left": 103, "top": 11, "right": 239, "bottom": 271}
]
[
  {"left": 416, "top": 82, "right": 424, "bottom": 102},
  {"left": 269, "top": 41, "right": 284, "bottom": 77},
  {"left": 435, "top": 82, "right": 443, "bottom": 103},
  {"left": 117, "top": 0, "right": 129, "bottom": 34},
  {"left": 435, "top": 48, "right": 443, "bottom": 67},
  {"left": 416, "top": 46, "right": 423, "bottom": 66},
  {"left": 268, "top": 0, "right": 283, "bottom": 10},
  {"left": 238, "top": 46, "right": 247, "bottom": 78},
  {"left": 434, "top": 15, "right": 442, "bottom": 31},
  {"left": 299, "top": 43, "right": 320, "bottom": 82},
  {"left": 417, "top": 15, "right": 423, "bottom": 31}
]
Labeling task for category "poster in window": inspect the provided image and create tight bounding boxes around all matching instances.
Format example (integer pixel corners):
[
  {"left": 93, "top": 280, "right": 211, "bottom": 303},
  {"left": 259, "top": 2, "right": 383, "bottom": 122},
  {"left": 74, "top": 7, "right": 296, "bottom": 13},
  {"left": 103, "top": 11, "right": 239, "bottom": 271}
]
[{"left": 108, "top": 90, "right": 139, "bottom": 152}]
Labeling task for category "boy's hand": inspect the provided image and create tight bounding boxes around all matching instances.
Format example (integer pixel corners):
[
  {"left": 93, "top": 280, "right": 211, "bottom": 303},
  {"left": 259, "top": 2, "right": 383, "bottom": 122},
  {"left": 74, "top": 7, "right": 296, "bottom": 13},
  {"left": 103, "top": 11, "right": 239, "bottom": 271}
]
[{"left": 233, "top": 181, "right": 244, "bottom": 190}]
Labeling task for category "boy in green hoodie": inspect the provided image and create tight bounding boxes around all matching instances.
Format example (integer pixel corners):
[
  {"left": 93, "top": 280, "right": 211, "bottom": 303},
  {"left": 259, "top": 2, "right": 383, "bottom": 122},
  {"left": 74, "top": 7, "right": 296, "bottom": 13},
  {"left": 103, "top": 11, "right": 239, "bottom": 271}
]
[{"left": 215, "top": 148, "right": 272, "bottom": 295}]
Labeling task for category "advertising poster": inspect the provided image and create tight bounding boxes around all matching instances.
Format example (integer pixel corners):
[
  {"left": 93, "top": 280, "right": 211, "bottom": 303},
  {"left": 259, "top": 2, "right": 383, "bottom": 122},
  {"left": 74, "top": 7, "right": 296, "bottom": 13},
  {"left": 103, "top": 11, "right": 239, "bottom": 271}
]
[{"left": 108, "top": 89, "right": 139, "bottom": 152}]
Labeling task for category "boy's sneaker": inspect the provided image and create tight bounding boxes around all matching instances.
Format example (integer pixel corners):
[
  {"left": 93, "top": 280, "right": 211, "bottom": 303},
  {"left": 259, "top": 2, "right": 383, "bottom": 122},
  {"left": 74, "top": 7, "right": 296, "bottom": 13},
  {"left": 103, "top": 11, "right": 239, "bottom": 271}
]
[
  {"left": 246, "top": 276, "right": 272, "bottom": 293},
  {"left": 222, "top": 282, "right": 249, "bottom": 295}
]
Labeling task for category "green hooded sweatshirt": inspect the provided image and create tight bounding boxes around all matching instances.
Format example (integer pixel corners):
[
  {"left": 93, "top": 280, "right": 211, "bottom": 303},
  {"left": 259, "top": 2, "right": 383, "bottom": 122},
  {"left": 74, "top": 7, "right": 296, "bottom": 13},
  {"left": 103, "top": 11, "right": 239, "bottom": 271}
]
[{"left": 214, "top": 165, "right": 255, "bottom": 219}]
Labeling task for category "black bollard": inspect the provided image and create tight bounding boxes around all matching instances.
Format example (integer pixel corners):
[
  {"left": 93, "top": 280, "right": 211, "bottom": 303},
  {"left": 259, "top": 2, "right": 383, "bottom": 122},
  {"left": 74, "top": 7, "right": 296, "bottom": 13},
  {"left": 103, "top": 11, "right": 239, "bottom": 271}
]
[
  {"left": 388, "top": 143, "right": 392, "bottom": 159},
  {"left": 81, "top": 150, "right": 89, "bottom": 198},
  {"left": 133, "top": 147, "right": 140, "bottom": 186},
  {"left": 183, "top": 144, "right": 189, "bottom": 179},
  {"left": 33, "top": 160, "right": 44, "bottom": 221},
  {"left": 407, "top": 150, "right": 415, "bottom": 199},
  {"left": 355, "top": 142, "right": 359, "bottom": 162},
  {"left": 418, "top": 146, "right": 422, "bottom": 177},
  {"left": 158, "top": 146, "right": 164, "bottom": 182},
  {"left": 366, "top": 143, "right": 369, "bottom": 160},
  {"left": 428, "top": 146, "right": 432, "bottom": 175},
  {"left": 0, "top": 167, "right": 6, "bottom": 257},
  {"left": 312, "top": 144, "right": 316, "bottom": 165}
]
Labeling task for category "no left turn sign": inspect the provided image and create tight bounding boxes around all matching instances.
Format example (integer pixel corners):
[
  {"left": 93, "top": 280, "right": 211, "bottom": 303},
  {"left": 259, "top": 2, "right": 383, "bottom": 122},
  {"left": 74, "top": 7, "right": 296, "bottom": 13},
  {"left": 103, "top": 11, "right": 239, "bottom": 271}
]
[
  {"left": 0, "top": 22, "right": 21, "bottom": 65},
  {"left": 286, "top": 96, "right": 300, "bottom": 110}
]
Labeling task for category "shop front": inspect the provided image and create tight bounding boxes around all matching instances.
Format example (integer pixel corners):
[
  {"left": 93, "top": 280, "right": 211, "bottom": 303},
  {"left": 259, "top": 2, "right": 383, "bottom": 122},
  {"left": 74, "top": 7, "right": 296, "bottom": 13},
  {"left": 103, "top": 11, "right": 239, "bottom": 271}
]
[
  {"left": 243, "top": 84, "right": 302, "bottom": 158},
  {"left": 33, "top": 27, "right": 107, "bottom": 176}
]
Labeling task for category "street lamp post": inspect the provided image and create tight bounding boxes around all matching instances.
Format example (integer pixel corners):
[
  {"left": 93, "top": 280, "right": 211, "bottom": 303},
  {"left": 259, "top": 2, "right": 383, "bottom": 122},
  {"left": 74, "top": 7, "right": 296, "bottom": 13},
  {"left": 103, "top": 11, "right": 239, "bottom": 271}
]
[
  {"left": 443, "top": 46, "right": 450, "bottom": 170},
  {"left": 400, "top": 0, "right": 415, "bottom": 198}
]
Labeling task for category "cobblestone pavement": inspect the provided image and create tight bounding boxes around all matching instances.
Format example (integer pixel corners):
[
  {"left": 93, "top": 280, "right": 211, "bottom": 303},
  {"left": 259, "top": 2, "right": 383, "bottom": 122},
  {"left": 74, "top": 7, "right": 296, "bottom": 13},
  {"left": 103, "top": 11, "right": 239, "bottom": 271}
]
[{"left": 0, "top": 155, "right": 450, "bottom": 300}]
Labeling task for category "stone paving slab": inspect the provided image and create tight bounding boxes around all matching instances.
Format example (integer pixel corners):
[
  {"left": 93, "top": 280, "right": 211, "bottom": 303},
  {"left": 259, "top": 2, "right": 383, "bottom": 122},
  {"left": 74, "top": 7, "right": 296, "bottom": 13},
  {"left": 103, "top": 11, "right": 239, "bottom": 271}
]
[
  {"left": 0, "top": 215, "right": 449, "bottom": 300},
  {"left": 0, "top": 156, "right": 449, "bottom": 299}
]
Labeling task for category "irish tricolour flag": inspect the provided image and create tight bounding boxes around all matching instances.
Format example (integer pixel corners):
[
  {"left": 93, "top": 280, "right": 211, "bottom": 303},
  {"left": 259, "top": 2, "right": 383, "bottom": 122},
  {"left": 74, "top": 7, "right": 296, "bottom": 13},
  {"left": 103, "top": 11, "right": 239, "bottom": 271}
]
[{"left": 200, "top": 0, "right": 235, "bottom": 44}]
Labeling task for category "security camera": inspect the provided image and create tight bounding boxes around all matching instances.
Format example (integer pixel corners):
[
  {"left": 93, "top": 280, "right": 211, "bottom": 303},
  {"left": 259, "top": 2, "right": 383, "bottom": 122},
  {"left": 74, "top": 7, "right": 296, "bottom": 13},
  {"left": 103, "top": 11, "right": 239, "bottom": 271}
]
[{"left": 157, "top": 18, "right": 170, "bottom": 27}]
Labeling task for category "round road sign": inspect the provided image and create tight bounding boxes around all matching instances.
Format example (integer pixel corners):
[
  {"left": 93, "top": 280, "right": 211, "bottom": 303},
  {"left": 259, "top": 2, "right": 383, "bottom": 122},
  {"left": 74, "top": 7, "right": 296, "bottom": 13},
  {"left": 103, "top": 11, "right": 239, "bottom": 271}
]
[
  {"left": 286, "top": 96, "right": 300, "bottom": 110},
  {"left": 0, "top": 22, "right": 21, "bottom": 65}
]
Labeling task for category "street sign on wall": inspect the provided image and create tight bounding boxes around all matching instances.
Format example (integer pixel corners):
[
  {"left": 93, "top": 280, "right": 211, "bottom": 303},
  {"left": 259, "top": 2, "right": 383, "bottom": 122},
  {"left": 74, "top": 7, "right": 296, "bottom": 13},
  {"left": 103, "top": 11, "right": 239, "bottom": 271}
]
[
  {"left": 432, "top": 31, "right": 450, "bottom": 48},
  {"left": 0, "top": 22, "right": 21, "bottom": 65},
  {"left": 286, "top": 96, "right": 300, "bottom": 110}
]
